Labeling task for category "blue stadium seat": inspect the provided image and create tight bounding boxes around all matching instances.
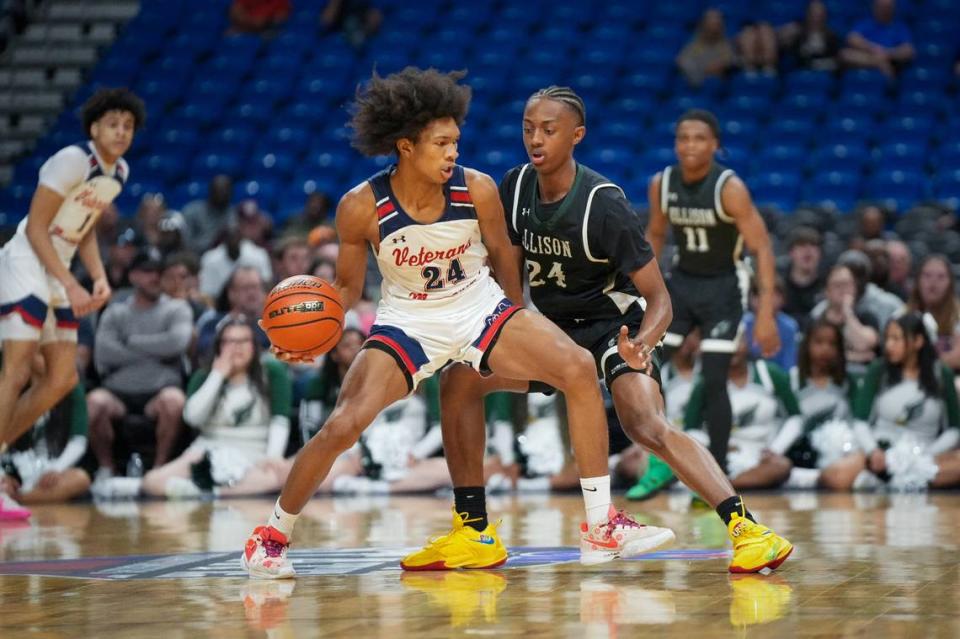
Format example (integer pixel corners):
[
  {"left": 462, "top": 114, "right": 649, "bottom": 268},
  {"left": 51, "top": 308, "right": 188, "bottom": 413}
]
[
  {"left": 785, "top": 70, "right": 835, "bottom": 95},
  {"left": 810, "top": 143, "right": 869, "bottom": 172},
  {"left": 935, "top": 169, "right": 960, "bottom": 207},
  {"left": 779, "top": 91, "right": 827, "bottom": 114},
  {"left": 143, "top": 153, "right": 186, "bottom": 183},
  {"left": 755, "top": 145, "right": 805, "bottom": 173},
  {"left": 191, "top": 153, "right": 243, "bottom": 181},
  {"left": 234, "top": 180, "right": 280, "bottom": 212},
  {"left": 866, "top": 169, "right": 927, "bottom": 211},
  {"left": 840, "top": 69, "right": 889, "bottom": 97},
  {"left": 872, "top": 142, "right": 928, "bottom": 170},
  {"left": 766, "top": 118, "right": 816, "bottom": 146}
]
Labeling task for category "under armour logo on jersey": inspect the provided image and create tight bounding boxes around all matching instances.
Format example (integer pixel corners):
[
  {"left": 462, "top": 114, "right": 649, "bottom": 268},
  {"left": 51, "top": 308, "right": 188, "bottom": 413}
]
[
  {"left": 521, "top": 207, "right": 531, "bottom": 216},
  {"left": 668, "top": 192, "right": 679, "bottom": 202},
  {"left": 391, "top": 235, "right": 407, "bottom": 244}
]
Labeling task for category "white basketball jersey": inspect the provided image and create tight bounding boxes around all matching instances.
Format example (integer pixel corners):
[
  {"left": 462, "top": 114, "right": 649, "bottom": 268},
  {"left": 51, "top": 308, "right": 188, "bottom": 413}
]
[
  {"left": 7, "top": 142, "right": 128, "bottom": 266},
  {"left": 368, "top": 165, "right": 490, "bottom": 309}
]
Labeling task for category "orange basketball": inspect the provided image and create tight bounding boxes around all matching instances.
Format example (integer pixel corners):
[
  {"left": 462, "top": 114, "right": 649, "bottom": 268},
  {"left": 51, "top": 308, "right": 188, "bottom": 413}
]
[{"left": 261, "top": 275, "right": 344, "bottom": 355}]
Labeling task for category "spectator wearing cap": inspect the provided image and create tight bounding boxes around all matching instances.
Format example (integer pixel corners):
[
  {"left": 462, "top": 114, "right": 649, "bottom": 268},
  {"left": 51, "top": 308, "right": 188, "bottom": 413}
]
[
  {"left": 198, "top": 218, "right": 272, "bottom": 300},
  {"left": 182, "top": 175, "right": 236, "bottom": 254},
  {"left": 87, "top": 251, "right": 194, "bottom": 478},
  {"left": 780, "top": 226, "right": 824, "bottom": 331},
  {"left": 156, "top": 211, "right": 188, "bottom": 257}
]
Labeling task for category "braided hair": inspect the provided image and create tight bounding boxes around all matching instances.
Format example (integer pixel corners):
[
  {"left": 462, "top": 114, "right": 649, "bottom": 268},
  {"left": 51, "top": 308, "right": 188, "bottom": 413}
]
[{"left": 528, "top": 86, "right": 586, "bottom": 126}]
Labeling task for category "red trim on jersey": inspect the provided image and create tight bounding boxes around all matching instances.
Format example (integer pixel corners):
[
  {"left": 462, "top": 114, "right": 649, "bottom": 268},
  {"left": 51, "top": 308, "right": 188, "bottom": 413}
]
[
  {"left": 478, "top": 305, "right": 521, "bottom": 352},
  {"left": 377, "top": 202, "right": 396, "bottom": 218},
  {"left": 449, "top": 190, "right": 472, "bottom": 204},
  {"left": 55, "top": 319, "right": 79, "bottom": 329},
  {"left": 367, "top": 335, "right": 417, "bottom": 374}
]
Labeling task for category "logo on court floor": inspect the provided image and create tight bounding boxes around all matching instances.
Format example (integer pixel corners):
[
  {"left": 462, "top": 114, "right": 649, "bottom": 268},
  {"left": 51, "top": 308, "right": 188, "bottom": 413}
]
[{"left": 0, "top": 546, "right": 729, "bottom": 580}]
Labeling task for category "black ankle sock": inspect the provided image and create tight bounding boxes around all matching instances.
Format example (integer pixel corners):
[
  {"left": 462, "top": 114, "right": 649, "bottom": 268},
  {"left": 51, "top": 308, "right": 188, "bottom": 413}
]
[
  {"left": 453, "top": 486, "right": 488, "bottom": 531},
  {"left": 716, "top": 495, "right": 756, "bottom": 524}
]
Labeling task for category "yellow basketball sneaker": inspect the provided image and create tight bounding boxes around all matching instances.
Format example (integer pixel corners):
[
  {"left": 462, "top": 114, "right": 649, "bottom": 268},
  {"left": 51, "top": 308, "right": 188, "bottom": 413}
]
[
  {"left": 401, "top": 571, "right": 507, "bottom": 626},
  {"left": 727, "top": 513, "right": 793, "bottom": 573},
  {"left": 400, "top": 509, "right": 508, "bottom": 571}
]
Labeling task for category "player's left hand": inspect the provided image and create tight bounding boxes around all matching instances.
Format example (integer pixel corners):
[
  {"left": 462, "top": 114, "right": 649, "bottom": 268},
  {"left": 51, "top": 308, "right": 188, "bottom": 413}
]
[
  {"left": 91, "top": 277, "right": 112, "bottom": 310},
  {"left": 617, "top": 325, "right": 652, "bottom": 373},
  {"left": 753, "top": 316, "right": 781, "bottom": 358}
]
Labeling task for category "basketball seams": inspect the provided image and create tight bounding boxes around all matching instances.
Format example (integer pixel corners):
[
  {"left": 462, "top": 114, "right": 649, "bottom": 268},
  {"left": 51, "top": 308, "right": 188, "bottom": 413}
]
[{"left": 264, "top": 290, "right": 344, "bottom": 312}]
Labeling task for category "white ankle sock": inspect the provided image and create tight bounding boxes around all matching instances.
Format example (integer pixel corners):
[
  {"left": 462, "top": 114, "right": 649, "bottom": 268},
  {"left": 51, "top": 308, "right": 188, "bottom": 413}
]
[
  {"left": 267, "top": 498, "right": 299, "bottom": 538},
  {"left": 580, "top": 475, "right": 611, "bottom": 526},
  {"left": 786, "top": 467, "right": 821, "bottom": 490}
]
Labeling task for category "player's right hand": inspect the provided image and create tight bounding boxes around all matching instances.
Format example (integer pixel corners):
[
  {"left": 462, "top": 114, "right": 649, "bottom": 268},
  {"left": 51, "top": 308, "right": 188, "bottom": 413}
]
[
  {"left": 270, "top": 345, "right": 318, "bottom": 365},
  {"left": 66, "top": 282, "right": 95, "bottom": 317}
]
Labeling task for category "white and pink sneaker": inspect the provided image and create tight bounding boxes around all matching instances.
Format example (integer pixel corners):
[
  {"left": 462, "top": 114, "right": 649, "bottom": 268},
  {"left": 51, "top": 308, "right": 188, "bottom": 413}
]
[
  {"left": 0, "top": 492, "right": 31, "bottom": 521},
  {"left": 580, "top": 505, "right": 675, "bottom": 565},
  {"left": 242, "top": 525, "right": 295, "bottom": 579}
]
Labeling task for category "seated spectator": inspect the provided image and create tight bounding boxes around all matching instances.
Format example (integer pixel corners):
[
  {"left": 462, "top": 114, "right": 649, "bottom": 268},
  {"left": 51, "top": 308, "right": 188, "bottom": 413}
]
[
  {"left": 321, "top": 0, "right": 382, "bottom": 50},
  {"left": 863, "top": 239, "right": 892, "bottom": 292},
  {"left": 780, "top": 226, "right": 825, "bottom": 331},
  {"left": 839, "top": 0, "right": 914, "bottom": 77},
  {"left": 311, "top": 256, "right": 337, "bottom": 283},
  {"left": 283, "top": 192, "right": 332, "bottom": 237},
  {"left": 195, "top": 265, "right": 271, "bottom": 362},
  {"left": 133, "top": 193, "right": 167, "bottom": 251},
  {"left": 161, "top": 252, "right": 208, "bottom": 322},
  {"left": 885, "top": 239, "right": 912, "bottom": 301},
  {"left": 182, "top": 174, "right": 235, "bottom": 255},
  {"left": 737, "top": 20, "right": 778, "bottom": 75},
  {"left": 908, "top": 255, "right": 960, "bottom": 377},
  {"left": 743, "top": 276, "right": 799, "bottom": 371},
  {"left": 836, "top": 249, "right": 905, "bottom": 327},
  {"left": 779, "top": 0, "right": 840, "bottom": 71},
  {"left": 824, "top": 313, "right": 960, "bottom": 490},
  {"left": 1, "top": 374, "right": 92, "bottom": 508},
  {"left": 787, "top": 321, "right": 861, "bottom": 489},
  {"left": 142, "top": 317, "right": 291, "bottom": 498},
  {"left": 676, "top": 8, "right": 736, "bottom": 87},
  {"left": 237, "top": 199, "right": 273, "bottom": 249},
  {"left": 273, "top": 236, "right": 312, "bottom": 285},
  {"left": 106, "top": 228, "right": 140, "bottom": 292},
  {"left": 156, "top": 211, "right": 188, "bottom": 257},
  {"left": 228, "top": 0, "right": 290, "bottom": 35},
  {"left": 87, "top": 251, "right": 193, "bottom": 481},
  {"left": 849, "top": 205, "right": 893, "bottom": 249},
  {"left": 683, "top": 336, "right": 800, "bottom": 490},
  {"left": 198, "top": 222, "right": 272, "bottom": 300},
  {"left": 811, "top": 264, "right": 881, "bottom": 376}
]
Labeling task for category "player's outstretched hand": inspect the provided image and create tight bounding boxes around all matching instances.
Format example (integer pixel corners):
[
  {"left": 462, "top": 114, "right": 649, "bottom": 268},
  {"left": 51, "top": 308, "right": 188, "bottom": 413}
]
[
  {"left": 754, "top": 315, "right": 781, "bottom": 358},
  {"left": 270, "top": 345, "right": 318, "bottom": 365},
  {"left": 617, "top": 325, "right": 652, "bottom": 373}
]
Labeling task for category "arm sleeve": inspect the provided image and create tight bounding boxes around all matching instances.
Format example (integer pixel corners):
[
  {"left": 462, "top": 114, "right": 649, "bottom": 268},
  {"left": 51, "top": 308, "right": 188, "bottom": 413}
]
[
  {"left": 587, "top": 189, "right": 655, "bottom": 277},
  {"left": 93, "top": 306, "right": 140, "bottom": 372},
  {"left": 264, "top": 359, "right": 293, "bottom": 418},
  {"left": 683, "top": 378, "right": 706, "bottom": 431},
  {"left": 769, "top": 363, "right": 802, "bottom": 417},
  {"left": 498, "top": 169, "right": 522, "bottom": 246},
  {"left": 37, "top": 146, "right": 88, "bottom": 196},
  {"left": 182, "top": 369, "right": 224, "bottom": 428},
  {"left": 126, "top": 301, "right": 194, "bottom": 357},
  {"left": 853, "top": 360, "right": 884, "bottom": 421}
]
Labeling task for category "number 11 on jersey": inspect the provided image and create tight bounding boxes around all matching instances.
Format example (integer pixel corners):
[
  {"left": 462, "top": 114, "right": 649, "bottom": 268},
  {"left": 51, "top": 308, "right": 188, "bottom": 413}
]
[{"left": 682, "top": 226, "right": 710, "bottom": 253}]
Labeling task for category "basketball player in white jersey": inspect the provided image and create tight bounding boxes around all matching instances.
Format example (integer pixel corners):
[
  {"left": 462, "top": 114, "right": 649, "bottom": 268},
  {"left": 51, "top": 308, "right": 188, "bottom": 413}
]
[
  {"left": 0, "top": 88, "right": 144, "bottom": 465},
  {"left": 242, "top": 68, "right": 673, "bottom": 579}
]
